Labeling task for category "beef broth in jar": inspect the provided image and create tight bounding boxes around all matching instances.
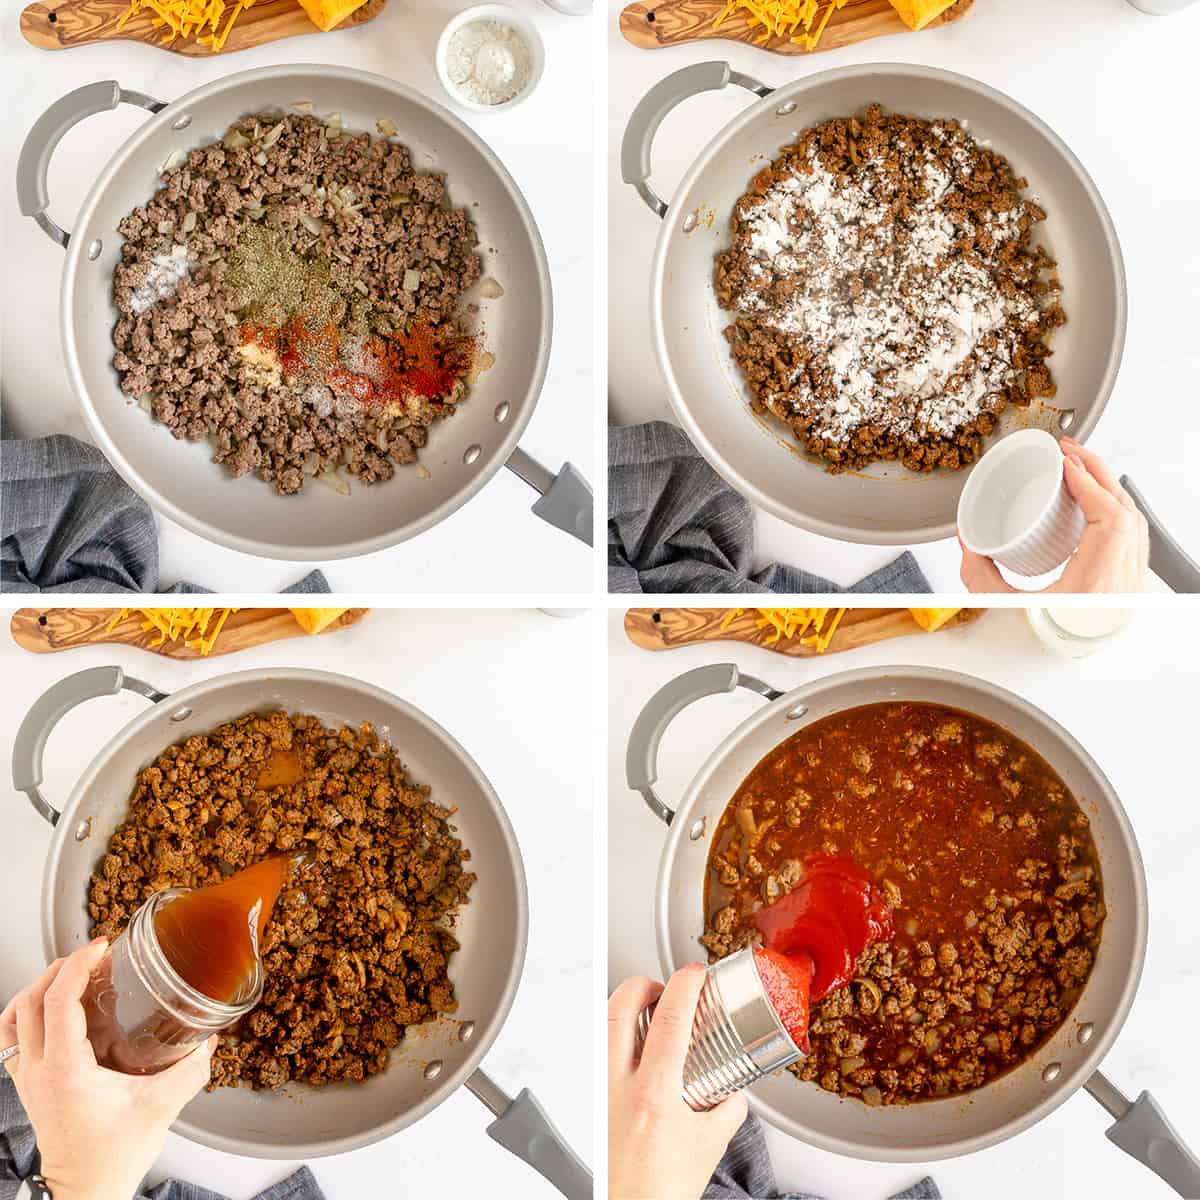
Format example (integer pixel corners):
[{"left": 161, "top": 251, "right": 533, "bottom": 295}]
[{"left": 83, "top": 856, "right": 295, "bottom": 1074}]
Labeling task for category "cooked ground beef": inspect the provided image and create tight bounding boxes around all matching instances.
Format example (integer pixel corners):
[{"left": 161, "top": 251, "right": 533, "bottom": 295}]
[
  {"left": 714, "top": 105, "right": 1065, "bottom": 474},
  {"left": 701, "top": 702, "right": 1104, "bottom": 1105},
  {"left": 111, "top": 112, "right": 484, "bottom": 495},
  {"left": 88, "top": 711, "right": 474, "bottom": 1090}
]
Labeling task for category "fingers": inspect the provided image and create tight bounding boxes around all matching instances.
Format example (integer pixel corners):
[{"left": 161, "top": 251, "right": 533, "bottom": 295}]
[
  {"left": 1062, "top": 452, "right": 1133, "bottom": 527},
  {"left": 144, "top": 1035, "right": 216, "bottom": 1115},
  {"left": 42, "top": 940, "right": 108, "bottom": 1065},
  {"left": 14, "top": 958, "right": 68, "bottom": 1064},
  {"left": 0, "top": 996, "right": 17, "bottom": 1077},
  {"left": 958, "top": 543, "right": 1016, "bottom": 595},
  {"left": 637, "top": 964, "right": 706, "bottom": 1085},
  {"left": 1060, "top": 439, "right": 1136, "bottom": 513},
  {"left": 608, "top": 976, "right": 663, "bottom": 1077},
  {"left": 706, "top": 1090, "right": 749, "bottom": 1143}
]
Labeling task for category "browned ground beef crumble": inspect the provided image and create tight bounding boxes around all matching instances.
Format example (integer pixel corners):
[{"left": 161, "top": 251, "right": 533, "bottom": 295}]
[
  {"left": 111, "top": 112, "right": 482, "bottom": 494},
  {"left": 701, "top": 703, "right": 1104, "bottom": 1106},
  {"left": 88, "top": 711, "right": 474, "bottom": 1090},
  {"left": 714, "top": 106, "right": 1065, "bottom": 474}
]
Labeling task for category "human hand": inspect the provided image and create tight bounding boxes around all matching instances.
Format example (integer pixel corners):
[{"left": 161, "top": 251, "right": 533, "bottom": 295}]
[
  {"left": 0, "top": 940, "right": 215, "bottom": 1200},
  {"left": 608, "top": 966, "right": 747, "bottom": 1200},
  {"left": 960, "top": 438, "right": 1149, "bottom": 594}
]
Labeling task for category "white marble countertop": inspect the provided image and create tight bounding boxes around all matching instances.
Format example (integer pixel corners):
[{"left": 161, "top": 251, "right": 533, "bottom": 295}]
[
  {"left": 0, "top": 1, "right": 593, "bottom": 594},
  {"left": 607, "top": 0, "right": 1200, "bottom": 593},
  {"left": 0, "top": 607, "right": 594, "bottom": 1198},
  {"left": 608, "top": 604, "right": 1200, "bottom": 1198}
]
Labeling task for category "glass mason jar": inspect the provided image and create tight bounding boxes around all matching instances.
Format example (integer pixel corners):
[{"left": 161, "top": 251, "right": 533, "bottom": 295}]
[
  {"left": 82, "top": 888, "right": 262, "bottom": 1075},
  {"left": 1025, "top": 608, "right": 1135, "bottom": 660}
]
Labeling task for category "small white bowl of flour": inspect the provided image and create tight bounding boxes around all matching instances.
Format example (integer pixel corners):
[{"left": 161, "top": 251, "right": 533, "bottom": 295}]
[{"left": 436, "top": 4, "right": 544, "bottom": 113}]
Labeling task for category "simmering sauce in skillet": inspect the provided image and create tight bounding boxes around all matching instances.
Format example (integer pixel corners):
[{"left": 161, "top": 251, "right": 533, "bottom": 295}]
[{"left": 702, "top": 702, "right": 1105, "bottom": 1105}]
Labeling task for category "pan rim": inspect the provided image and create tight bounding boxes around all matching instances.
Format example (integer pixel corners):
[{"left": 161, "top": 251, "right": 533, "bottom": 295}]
[
  {"left": 648, "top": 61, "right": 1128, "bottom": 547},
  {"left": 60, "top": 63, "right": 553, "bottom": 561},
  {"left": 652, "top": 663, "right": 1148, "bottom": 1162},
  {"left": 39, "top": 665, "right": 530, "bottom": 1158}
]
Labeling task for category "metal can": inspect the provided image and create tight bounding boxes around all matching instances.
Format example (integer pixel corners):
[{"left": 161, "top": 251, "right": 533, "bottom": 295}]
[{"left": 634, "top": 948, "right": 802, "bottom": 1110}]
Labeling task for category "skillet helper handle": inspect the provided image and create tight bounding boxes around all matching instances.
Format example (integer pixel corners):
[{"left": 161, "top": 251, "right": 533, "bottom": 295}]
[
  {"left": 467, "top": 1070, "right": 593, "bottom": 1199},
  {"left": 16, "top": 80, "right": 165, "bottom": 248},
  {"left": 507, "top": 447, "right": 593, "bottom": 546},
  {"left": 621, "top": 61, "right": 772, "bottom": 216},
  {"left": 1087, "top": 1072, "right": 1200, "bottom": 1197},
  {"left": 1120, "top": 475, "right": 1200, "bottom": 593},
  {"left": 12, "top": 666, "right": 167, "bottom": 827},
  {"left": 626, "top": 663, "right": 782, "bottom": 825}
]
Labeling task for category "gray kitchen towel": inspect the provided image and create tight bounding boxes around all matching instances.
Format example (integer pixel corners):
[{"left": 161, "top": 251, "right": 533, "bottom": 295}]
[
  {"left": 1, "top": 435, "right": 330, "bottom": 594},
  {"left": 706, "top": 1115, "right": 940, "bottom": 1200},
  {"left": 0, "top": 1074, "right": 323, "bottom": 1200},
  {"left": 609, "top": 422, "right": 931, "bottom": 594}
]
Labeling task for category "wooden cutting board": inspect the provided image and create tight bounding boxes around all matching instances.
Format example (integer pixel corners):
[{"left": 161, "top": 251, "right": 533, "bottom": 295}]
[
  {"left": 11, "top": 608, "right": 369, "bottom": 658},
  {"left": 620, "top": 0, "right": 971, "bottom": 54},
  {"left": 20, "top": 0, "right": 386, "bottom": 55},
  {"left": 625, "top": 607, "right": 982, "bottom": 656}
]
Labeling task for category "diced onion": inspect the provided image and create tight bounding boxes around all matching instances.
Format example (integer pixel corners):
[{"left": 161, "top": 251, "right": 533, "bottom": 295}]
[{"left": 317, "top": 470, "right": 350, "bottom": 495}]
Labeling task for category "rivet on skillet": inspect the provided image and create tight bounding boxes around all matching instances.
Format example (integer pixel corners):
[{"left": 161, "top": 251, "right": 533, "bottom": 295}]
[
  {"left": 1058, "top": 410, "right": 1076, "bottom": 432},
  {"left": 786, "top": 704, "right": 808, "bottom": 720},
  {"left": 494, "top": 402, "right": 510, "bottom": 424},
  {"left": 74, "top": 817, "right": 93, "bottom": 843},
  {"left": 459, "top": 1020, "right": 476, "bottom": 1043},
  {"left": 463, "top": 444, "right": 482, "bottom": 465},
  {"left": 170, "top": 706, "right": 193, "bottom": 722},
  {"left": 423, "top": 1059, "right": 444, "bottom": 1079},
  {"left": 87, "top": 239, "right": 103, "bottom": 262},
  {"left": 775, "top": 101, "right": 797, "bottom": 116},
  {"left": 689, "top": 816, "right": 707, "bottom": 842},
  {"left": 681, "top": 213, "right": 698, "bottom": 234},
  {"left": 1042, "top": 1061, "right": 1062, "bottom": 1083},
  {"left": 1077, "top": 1022, "right": 1095, "bottom": 1046},
  {"left": 171, "top": 114, "right": 193, "bottom": 131}
]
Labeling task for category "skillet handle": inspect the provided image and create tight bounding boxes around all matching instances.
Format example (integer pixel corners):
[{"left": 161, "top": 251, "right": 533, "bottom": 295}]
[
  {"left": 16, "top": 80, "right": 165, "bottom": 248},
  {"left": 1120, "top": 475, "right": 1200, "bottom": 594},
  {"left": 467, "top": 1070, "right": 593, "bottom": 1199},
  {"left": 620, "top": 62, "right": 772, "bottom": 217},
  {"left": 12, "top": 666, "right": 167, "bottom": 827},
  {"left": 626, "top": 663, "right": 782, "bottom": 825},
  {"left": 1086, "top": 1072, "right": 1200, "bottom": 1196},
  {"left": 507, "top": 447, "right": 593, "bottom": 547}
]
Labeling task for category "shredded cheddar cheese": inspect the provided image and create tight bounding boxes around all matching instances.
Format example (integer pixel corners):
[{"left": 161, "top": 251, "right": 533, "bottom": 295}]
[
  {"left": 711, "top": 0, "right": 850, "bottom": 50},
  {"left": 720, "top": 607, "right": 847, "bottom": 652},
  {"left": 115, "top": 0, "right": 260, "bottom": 50},
  {"left": 106, "top": 608, "right": 240, "bottom": 655}
]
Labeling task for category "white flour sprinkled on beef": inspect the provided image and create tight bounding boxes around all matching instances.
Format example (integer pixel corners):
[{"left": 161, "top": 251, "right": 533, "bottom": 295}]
[{"left": 715, "top": 105, "right": 1066, "bottom": 474}]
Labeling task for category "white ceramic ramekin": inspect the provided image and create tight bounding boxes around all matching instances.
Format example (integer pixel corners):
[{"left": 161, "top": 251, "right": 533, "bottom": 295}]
[
  {"left": 435, "top": 4, "right": 546, "bottom": 115},
  {"left": 957, "top": 428, "right": 1086, "bottom": 576}
]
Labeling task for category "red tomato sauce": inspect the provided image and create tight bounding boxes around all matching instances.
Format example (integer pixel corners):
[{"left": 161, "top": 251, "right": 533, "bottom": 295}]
[{"left": 752, "top": 855, "right": 893, "bottom": 1051}]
